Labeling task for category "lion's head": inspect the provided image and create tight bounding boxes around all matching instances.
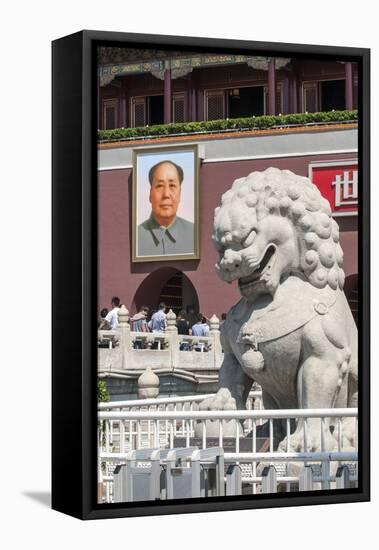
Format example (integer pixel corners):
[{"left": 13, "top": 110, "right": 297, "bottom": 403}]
[{"left": 213, "top": 167, "right": 345, "bottom": 301}]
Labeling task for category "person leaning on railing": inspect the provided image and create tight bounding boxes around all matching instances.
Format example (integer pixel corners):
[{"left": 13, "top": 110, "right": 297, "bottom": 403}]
[
  {"left": 131, "top": 306, "right": 150, "bottom": 349},
  {"left": 177, "top": 310, "right": 191, "bottom": 351},
  {"left": 191, "top": 314, "right": 210, "bottom": 352},
  {"left": 147, "top": 302, "right": 167, "bottom": 349},
  {"left": 131, "top": 306, "right": 149, "bottom": 332},
  {"left": 191, "top": 314, "right": 209, "bottom": 336},
  {"left": 98, "top": 308, "right": 111, "bottom": 330}
]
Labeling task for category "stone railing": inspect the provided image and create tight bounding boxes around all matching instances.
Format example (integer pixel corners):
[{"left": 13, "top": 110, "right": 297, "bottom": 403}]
[
  {"left": 98, "top": 407, "right": 358, "bottom": 503},
  {"left": 98, "top": 306, "right": 223, "bottom": 380}
]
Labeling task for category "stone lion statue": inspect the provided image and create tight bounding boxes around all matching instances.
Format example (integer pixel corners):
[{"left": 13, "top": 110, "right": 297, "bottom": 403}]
[{"left": 199, "top": 167, "right": 357, "bottom": 452}]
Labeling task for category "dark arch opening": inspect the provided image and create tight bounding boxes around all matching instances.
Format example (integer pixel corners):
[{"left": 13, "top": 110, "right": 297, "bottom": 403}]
[{"left": 132, "top": 268, "right": 199, "bottom": 318}]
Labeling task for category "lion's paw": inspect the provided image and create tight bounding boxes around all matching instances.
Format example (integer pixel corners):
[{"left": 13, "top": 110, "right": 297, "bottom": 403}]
[
  {"left": 199, "top": 388, "right": 237, "bottom": 412},
  {"left": 194, "top": 388, "right": 240, "bottom": 438},
  {"left": 278, "top": 429, "right": 338, "bottom": 453}
]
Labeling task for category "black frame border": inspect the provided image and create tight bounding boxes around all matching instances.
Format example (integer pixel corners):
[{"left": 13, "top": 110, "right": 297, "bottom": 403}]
[{"left": 52, "top": 30, "right": 370, "bottom": 520}]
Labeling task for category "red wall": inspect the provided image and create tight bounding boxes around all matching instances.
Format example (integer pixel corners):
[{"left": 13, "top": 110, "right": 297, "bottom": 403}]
[{"left": 98, "top": 152, "right": 357, "bottom": 317}]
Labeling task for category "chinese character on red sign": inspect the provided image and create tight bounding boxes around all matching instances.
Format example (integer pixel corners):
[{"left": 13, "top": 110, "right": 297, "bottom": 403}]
[{"left": 309, "top": 161, "right": 358, "bottom": 215}]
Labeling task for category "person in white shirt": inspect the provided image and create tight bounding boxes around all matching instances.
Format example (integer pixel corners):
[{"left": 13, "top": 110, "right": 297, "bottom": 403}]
[{"left": 104, "top": 296, "right": 121, "bottom": 330}]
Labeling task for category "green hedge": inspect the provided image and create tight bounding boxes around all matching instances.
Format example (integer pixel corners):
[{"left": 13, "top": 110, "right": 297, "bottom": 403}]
[
  {"left": 98, "top": 110, "right": 358, "bottom": 142},
  {"left": 97, "top": 379, "right": 109, "bottom": 403}
]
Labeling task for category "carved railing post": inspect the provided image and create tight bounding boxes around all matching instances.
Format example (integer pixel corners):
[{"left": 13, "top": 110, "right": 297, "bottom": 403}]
[
  {"left": 137, "top": 367, "right": 160, "bottom": 399},
  {"left": 117, "top": 305, "right": 131, "bottom": 370},
  {"left": 209, "top": 314, "right": 222, "bottom": 368},
  {"left": 165, "top": 309, "right": 178, "bottom": 368}
]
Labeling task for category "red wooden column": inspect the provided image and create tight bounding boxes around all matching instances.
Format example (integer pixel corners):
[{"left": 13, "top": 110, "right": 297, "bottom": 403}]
[
  {"left": 345, "top": 62, "right": 353, "bottom": 110},
  {"left": 120, "top": 78, "right": 128, "bottom": 128},
  {"left": 290, "top": 59, "right": 300, "bottom": 114},
  {"left": 291, "top": 77, "right": 298, "bottom": 113},
  {"left": 191, "top": 88, "right": 197, "bottom": 121},
  {"left": 97, "top": 77, "right": 101, "bottom": 129},
  {"left": 164, "top": 63, "right": 172, "bottom": 124},
  {"left": 197, "top": 89, "right": 204, "bottom": 121},
  {"left": 268, "top": 58, "right": 276, "bottom": 115},
  {"left": 282, "top": 77, "right": 290, "bottom": 114}
]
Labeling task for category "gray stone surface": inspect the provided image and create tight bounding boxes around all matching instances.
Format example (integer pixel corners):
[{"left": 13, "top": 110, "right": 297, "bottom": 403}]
[
  {"left": 199, "top": 167, "right": 358, "bottom": 451},
  {"left": 98, "top": 129, "right": 357, "bottom": 171}
]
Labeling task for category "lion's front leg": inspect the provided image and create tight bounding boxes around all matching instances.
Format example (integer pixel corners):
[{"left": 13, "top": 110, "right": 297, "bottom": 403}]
[
  {"left": 194, "top": 351, "right": 253, "bottom": 437},
  {"left": 278, "top": 356, "right": 340, "bottom": 452},
  {"left": 199, "top": 351, "right": 253, "bottom": 410}
]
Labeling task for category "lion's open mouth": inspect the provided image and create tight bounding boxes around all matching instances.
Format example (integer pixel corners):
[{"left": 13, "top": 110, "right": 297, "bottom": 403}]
[{"left": 238, "top": 245, "right": 276, "bottom": 289}]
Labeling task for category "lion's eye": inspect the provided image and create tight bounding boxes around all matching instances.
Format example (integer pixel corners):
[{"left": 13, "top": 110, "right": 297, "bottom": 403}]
[{"left": 242, "top": 229, "right": 257, "bottom": 247}]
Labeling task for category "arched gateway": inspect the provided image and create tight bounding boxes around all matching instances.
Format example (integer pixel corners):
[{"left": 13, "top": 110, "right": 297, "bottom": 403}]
[{"left": 132, "top": 267, "right": 199, "bottom": 317}]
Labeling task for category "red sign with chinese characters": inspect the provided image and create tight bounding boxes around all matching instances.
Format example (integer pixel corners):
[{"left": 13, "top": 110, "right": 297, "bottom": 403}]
[{"left": 309, "top": 161, "right": 358, "bottom": 215}]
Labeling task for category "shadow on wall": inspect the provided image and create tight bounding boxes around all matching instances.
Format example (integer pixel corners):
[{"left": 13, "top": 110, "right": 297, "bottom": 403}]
[{"left": 22, "top": 491, "right": 51, "bottom": 508}]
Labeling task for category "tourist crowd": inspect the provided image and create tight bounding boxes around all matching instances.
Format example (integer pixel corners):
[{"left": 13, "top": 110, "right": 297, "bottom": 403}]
[{"left": 98, "top": 296, "right": 227, "bottom": 351}]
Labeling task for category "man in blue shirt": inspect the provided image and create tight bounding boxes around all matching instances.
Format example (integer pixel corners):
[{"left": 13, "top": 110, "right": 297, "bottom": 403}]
[
  {"left": 191, "top": 314, "right": 210, "bottom": 352},
  {"left": 191, "top": 314, "right": 210, "bottom": 337},
  {"left": 149, "top": 302, "right": 167, "bottom": 332},
  {"left": 130, "top": 306, "right": 149, "bottom": 332},
  {"left": 137, "top": 160, "right": 194, "bottom": 257}
]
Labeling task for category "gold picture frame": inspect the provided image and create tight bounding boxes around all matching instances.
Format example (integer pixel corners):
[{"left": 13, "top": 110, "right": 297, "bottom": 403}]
[{"left": 132, "top": 143, "right": 200, "bottom": 262}]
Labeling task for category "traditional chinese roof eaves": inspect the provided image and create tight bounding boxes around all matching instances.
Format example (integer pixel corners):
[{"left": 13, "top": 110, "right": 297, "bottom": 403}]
[
  {"left": 98, "top": 54, "right": 292, "bottom": 86},
  {"left": 97, "top": 47, "right": 199, "bottom": 65}
]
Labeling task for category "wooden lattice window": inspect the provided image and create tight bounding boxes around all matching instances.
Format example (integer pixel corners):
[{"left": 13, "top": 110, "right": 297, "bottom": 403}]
[
  {"left": 159, "top": 272, "right": 183, "bottom": 315},
  {"left": 173, "top": 93, "right": 186, "bottom": 123},
  {"left": 205, "top": 90, "right": 225, "bottom": 121},
  {"left": 103, "top": 99, "right": 118, "bottom": 130},
  {"left": 131, "top": 96, "right": 147, "bottom": 127},
  {"left": 303, "top": 82, "right": 319, "bottom": 113}
]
